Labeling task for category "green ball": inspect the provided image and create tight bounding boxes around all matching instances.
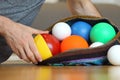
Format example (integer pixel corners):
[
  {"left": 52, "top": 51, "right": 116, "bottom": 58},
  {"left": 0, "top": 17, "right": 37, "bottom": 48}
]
[{"left": 90, "top": 22, "right": 116, "bottom": 44}]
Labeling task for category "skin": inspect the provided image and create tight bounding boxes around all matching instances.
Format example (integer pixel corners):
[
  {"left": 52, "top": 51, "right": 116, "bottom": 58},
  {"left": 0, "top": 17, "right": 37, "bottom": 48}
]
[
  {"left": 0, "top": 0, "right": 101, "bottom": 64},
  {"left": 67, "top": 0, "right": 102, "bottom": 17}
]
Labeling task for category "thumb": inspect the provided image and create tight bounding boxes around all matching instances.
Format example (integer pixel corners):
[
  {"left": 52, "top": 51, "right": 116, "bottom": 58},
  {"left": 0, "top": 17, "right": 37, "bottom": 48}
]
[
  {"left": 32, "top": 29, "right": 49, "bottom": 38},
  {"left": 38, "top": 30, "right": 49, "bottom": 34},
  {"left": 30, "top": 28, "right": 49, "bottom": 34}
]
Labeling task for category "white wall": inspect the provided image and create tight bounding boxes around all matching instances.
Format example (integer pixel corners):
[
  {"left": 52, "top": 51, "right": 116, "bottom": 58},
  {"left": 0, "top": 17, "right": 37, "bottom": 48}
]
[
  {"left": 92, "top": 0, "right": 114, "bottom": 4},
  {"left": 114, "top": 0, "right": 120, "bottom": 6},
  {"left": 92, "top": 0, "right": 120, "bottom": 6},
  {"left": 45, "top": 0, "right": 58, "bottom": 3}
]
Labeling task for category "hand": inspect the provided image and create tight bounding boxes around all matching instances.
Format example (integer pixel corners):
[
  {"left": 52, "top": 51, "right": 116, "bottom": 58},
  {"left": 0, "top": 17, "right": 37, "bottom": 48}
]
[{"left": 2, "top": 17, "right": 48, "bottom": 64}]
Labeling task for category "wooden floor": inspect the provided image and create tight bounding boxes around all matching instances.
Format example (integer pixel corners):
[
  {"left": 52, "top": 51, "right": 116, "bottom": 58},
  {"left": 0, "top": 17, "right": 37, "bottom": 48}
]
[{"left": 0, "top": 64, "right": 120, "bottom": 80}]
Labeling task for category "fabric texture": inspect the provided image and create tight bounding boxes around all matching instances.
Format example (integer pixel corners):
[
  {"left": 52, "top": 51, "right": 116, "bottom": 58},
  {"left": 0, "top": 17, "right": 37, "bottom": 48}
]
[
  {"left": 0, "top": 0, "right": 45, "bottom": 25},
  {"left": 0, "top": 0, "right": 45, "bottom": 63}
]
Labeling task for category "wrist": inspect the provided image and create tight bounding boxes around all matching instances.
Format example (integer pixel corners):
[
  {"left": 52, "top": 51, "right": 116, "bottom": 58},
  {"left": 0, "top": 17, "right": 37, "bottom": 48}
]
[
  {"left": 0, "top": 16, "right": 5, "bottom": 36},
  {"left": 0, "top": 16, "right": 12, "bottom": 36}
]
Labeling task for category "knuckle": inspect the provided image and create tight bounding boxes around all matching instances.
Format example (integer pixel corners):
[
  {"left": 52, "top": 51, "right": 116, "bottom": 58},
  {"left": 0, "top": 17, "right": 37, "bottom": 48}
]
[
  {"left": 22, "top": 57, "right": 29, "bottom": 62},
  {"left": 27, "top": 54, "right": 33, "bottom": 59}
]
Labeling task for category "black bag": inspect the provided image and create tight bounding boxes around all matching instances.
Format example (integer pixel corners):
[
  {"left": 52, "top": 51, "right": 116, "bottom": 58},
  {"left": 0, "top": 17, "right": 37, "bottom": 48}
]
[{"left": 38, "top": 15, "right": 120, "bottom": 66}]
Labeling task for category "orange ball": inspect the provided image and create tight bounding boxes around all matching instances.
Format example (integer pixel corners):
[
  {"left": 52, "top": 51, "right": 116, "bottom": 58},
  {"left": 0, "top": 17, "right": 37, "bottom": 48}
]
[{"left": 61, "top": 35, "right": 89, "bottom": 52}]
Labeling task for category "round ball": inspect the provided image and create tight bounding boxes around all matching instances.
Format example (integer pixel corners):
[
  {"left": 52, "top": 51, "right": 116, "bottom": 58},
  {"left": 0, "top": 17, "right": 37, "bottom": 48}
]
[
  {"left": 61, "top": 35, "right": 89, "bottom": 52},
  {"left": 34, "top": 34, "right": 52, "bottom": 60},
  {"left": 90, "top": 22, "right": 116, "bottom": 44},
  {"left": 42, "top": 34, "right": 60, "bottom": 56},
  {"left": 52, "top": 22, "right": 71, "bottom": 40},
  {"left": 71, "top": 21, "right": 92, "bottom": 41},
  {"left": 107, "top": 45, "right": 120, "bottom": 65},
  {"left": 90, "top": 42, "right": 104, "bottom": 48}
]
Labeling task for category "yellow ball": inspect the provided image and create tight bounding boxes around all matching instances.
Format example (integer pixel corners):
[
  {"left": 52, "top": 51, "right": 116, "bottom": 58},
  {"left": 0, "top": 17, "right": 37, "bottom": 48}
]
[{"left": 34, "top": 34, "right": 52, "bottom": 60}]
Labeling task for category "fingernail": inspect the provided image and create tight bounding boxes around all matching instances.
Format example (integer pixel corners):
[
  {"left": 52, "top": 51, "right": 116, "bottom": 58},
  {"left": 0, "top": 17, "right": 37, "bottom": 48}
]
[{"left": 39, "top": 59, "right": 42, "bottom": 62}]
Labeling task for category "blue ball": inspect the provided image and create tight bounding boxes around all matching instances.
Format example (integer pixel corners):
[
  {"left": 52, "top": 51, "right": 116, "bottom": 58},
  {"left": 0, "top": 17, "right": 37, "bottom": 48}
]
[{"left": 71, "top": 21, "right": 92, "bottom": 41}]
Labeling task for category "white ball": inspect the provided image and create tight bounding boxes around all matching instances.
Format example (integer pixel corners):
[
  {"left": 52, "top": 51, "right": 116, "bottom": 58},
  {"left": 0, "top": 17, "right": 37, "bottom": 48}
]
[
  {"left": 90, "top": 42, "right": 104, "bottom": 48},
  {"left": 107, "top": 45, "right": 120, "bottom": 66},
  {"left": 52, "top": 22, "right": 71, "bottom": 40}
]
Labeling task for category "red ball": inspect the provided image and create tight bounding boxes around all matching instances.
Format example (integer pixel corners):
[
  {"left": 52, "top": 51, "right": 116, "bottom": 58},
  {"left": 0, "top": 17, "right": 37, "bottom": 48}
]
[
  {"left": 42, "top": 34, "right": 60, "bottom": 56},
  {"left": 61, "top": 35, "right": 89, "bottom": 52}
]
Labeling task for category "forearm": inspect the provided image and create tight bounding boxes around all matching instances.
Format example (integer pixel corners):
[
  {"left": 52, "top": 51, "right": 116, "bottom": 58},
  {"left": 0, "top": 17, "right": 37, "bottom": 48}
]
[
  {"left": 0, "top": 16, "right": 10, "bottom": 36},
  {"left": 0, "top": 16, "right": 5, "bottom": 36},
  {"left": 0, "top": 16, "right": 13, "bottom": 63},
  {"left": 0, "top": 16, "right": 16, "bottom": 37},
  {"left": 67, "top": 0, "right": 102, "bottom": 17}
]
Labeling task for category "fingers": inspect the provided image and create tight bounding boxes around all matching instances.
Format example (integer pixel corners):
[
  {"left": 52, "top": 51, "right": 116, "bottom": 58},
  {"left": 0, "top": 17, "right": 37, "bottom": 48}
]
[
  {"left": 22, "top": 41, "right": 39, "bottom": 64},
  {"left": 21, "top": 38, "right": 41, "bottom": 64},
  {"left": 18, "top": 47, "right": 31, "bottom": 63},
  {"left": 38, "top": 30, "right": 49, "bottom": 34},
  {"left": 30, "top": 40, "right": 42, "bottom": 62},
  {"left": 14, "top": 43, "right": 40, "bottom": 64},
  {"left": 29, "top": 38, "right": 42, "bottom": 62}
]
